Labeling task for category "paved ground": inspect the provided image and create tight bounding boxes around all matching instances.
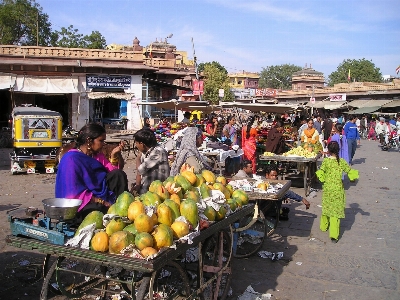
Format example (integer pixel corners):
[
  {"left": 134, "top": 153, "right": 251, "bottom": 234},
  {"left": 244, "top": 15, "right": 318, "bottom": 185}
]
[{"left": 0, "top": 140, "right": 399, "bottom": 299}]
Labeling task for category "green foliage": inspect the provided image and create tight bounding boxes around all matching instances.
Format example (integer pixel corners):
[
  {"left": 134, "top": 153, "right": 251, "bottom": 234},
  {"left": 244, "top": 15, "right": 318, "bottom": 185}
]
[
  {"left": 0, "top": 0, "right": 55, "bottom": 46},
  {"left": 198, "top": 61, "right": 228, "bottom": 75},
  {"left": 202, "top": 63, "right": 233, "bottom": 104},
  {"left": 259, "top": 64, "right": 302, "bottom": 90},
  {"left": 327, "top": 59, "right": 382, "bottom": 86},
  {"left": 54, "top": 25, "right": 107, "bottom": 49}
]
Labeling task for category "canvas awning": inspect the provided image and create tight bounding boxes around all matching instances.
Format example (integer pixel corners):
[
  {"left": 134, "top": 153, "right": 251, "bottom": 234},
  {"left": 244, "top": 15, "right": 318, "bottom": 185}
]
[
  {"left": 324, "top": 101, "right": 347, "bottom": 110},
  {"left": 221, "top": 102, "right": 297, "bottom": 113},
  {"left": 381, "top": 100, "right": 400, "bottom": 108},
  {"left": 305, "top": 101, "right": 327, "bottom": 108},
  {"left": 0, "top": 72, "right": 17, "bottom": 90},
  {"left": 347, "top": 106, "right": 381, "bottom": 114},
  {"left": 347, "top": 99, "right": 393, "bottom": 108},
  {"left": 14, "top": 76, "right": 79, "bottom": 93},
  {"left": 137, "top": 100, "right": 209, "bottom": 110},
  {"left": 87, "top": 92, "right": 134, "bottom": 100},
  {"left": 186, "top": 105, "right": 221, "bottom": 113}
]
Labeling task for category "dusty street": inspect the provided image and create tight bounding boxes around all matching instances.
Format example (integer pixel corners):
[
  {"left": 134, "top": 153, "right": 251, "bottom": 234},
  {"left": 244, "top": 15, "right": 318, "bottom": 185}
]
[{"left": 0, "top": 141, "right": 399, "bottom": 300}]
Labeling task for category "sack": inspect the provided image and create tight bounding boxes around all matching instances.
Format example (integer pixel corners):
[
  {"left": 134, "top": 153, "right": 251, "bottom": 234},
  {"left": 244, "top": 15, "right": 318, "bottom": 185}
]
[{"left": 206, "top": 141, "right": 229, "bottom": 151}]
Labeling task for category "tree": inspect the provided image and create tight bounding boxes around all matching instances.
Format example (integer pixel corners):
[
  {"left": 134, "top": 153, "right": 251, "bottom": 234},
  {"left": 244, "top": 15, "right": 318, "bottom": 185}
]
[
  {"left": 327, "top": 59, "right": 382, "bottom": 86},
  {"left": 0, "top": 0, "right": 55, "bottom": 46},
  {"left": 198, "top": 61, "right": 228, "bottom": 75},
  {"left": 54, "top": 25, "right": 107, "bottom": 49},
  {"left": 259, "top": 64, "right": 302, "bottom": 90},
  {"left": 202, "top": 63, "right": 233, "bottom": 104}
]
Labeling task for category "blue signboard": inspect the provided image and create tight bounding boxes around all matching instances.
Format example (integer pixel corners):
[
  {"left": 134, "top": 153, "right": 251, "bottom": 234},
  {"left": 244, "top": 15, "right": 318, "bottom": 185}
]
[{"left": 86, "top": 75, "right": 131, "bottom": 89}]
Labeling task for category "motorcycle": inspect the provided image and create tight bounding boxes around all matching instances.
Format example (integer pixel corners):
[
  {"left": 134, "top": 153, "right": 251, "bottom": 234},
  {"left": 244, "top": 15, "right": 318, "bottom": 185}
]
[{"left": 381, "top": 130, "right": 399, "bottom": 151}]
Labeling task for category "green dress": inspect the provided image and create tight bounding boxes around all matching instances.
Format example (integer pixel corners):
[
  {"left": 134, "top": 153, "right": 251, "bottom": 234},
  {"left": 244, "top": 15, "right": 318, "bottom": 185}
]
[{"left": 316, "top": 157, "right": 359, "bottom": 219}]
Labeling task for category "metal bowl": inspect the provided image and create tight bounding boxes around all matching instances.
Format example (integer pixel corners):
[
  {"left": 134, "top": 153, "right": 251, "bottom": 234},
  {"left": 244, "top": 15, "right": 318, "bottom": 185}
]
[{"left": 42, "top": 198, "right": 82, "bottom": 220}]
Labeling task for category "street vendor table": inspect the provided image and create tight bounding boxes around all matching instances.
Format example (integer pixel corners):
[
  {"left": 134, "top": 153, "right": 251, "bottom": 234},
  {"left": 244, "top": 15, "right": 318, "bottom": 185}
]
[
  {"left": 230, "top": 179, "right": 291, "bottom": 258},
  {"left": 259, "top": 154, "right": 321, "bottom": 196},
  {"left": 7, "top": 204, "right": 254, "bottom": 300},
  {"left": 201, "top": 148, "right": 244, "bottom": 175}
]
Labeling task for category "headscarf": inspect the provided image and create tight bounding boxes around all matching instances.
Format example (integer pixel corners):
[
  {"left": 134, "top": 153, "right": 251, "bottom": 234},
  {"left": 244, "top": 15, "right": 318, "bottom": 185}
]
[{"left": 170, "top": 127, "right": 209, "bottom": 176}]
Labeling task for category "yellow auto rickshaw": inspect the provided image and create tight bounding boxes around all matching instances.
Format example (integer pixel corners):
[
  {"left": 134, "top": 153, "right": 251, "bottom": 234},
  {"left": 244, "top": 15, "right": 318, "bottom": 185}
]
[{"left": 10, "top": 106, "right": 63, "bottom": 174}]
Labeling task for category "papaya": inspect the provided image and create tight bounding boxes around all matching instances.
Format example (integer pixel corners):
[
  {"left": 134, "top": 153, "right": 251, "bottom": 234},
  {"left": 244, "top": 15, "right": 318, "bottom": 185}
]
[
  {"left": 150, "top": 213, "right": 158, "bottom": 227},
  {"left": 155, "top": 185, "right": 170, "bottom": 202},
  {"left": 232, "top": 189, "right": 249, "bottom": 206},
  {"left": 169, "top": 193, "right": 181, "bottom": 206},
  {"left": 215, "top": 205, "right": 227, "bottom": 221},
  {"left": 213, "top": 182, "right": 225, "bottom": 192},
  {"left": 134, "top": 213, "right": 154, "bottom": 233},
  {"left": 193, "top": 174, "right": 205, "bottom": 187},
  {"left": 257, "top": 182, "right": 268, "bottom": 191},
  {"left": 163, "top": 176, "right": 175, "bottom": 186},
  {"left": 180, "top": 199, "right": 198, "bottom": 227},
  {"left": 140, "top": 191, "right": 161, "bottom": 207},
  {"left": 202, "top": 170, "right": 216, "bottom": 184},
  {"left": 181, "top": 170, "right": 197, "bottom": 185},
  {"left": 123, "top": 223, "right": 138, "bottom": 237},
  {"left": 199, "top": 183, "right": 211, "bottom": 199},
  {"left": 141, "top": 246, "right": 158, "bottom": 258},
  {"left": 216, "top": 176, "right": 227, "bottom": 185},
  {"left": 107, "top": 204, "right": 117, "bottom": 214},
  {"left": 135, "top": 232, "right": 154, "bottom": 250},
  {"left": 227, "top": 199, "right": 238, "bottom": 211},
  {"left": 204, "top": 206, "right": 217, "bottom": 221},
  {"left": 127, "top": 200, "right": 146, "bottom": 222},
  {"left": 174, "top": 174, "right": 192, "bottom": 192},
  {"left": 226, "top": 184, "right": 234, "bottom": 195},
  {"left": 170, "top": 221, "right": 190, "bottom": 238},
  {"left": 184, "top": 189, "right": 200, "bottom": 202},
  {"left": 115, "top": 191, "right": 135, "bottom": 217},
  {"left": 149, "top": 180, "right": 163, "bottom": 193},
  {"left": 109, "top": 231, "right": 135, "bottom": 254},
  {"left": 75, "top": 211, "right": 104, "bottom": 236},
  {"left": 152, "top": 224, "right": 174, "bottom": 250},
  {"left": 163, "top": 199, "right": 181, "bottom": 221},
  {"left": 157, "top": 203, "right": 173, "bottom": 226},
  {"left": 90, "top": 231, "right": 109, "bottom": 252},
  {"left": 105, "top": 218, "right": 126, "bottom": 236}
]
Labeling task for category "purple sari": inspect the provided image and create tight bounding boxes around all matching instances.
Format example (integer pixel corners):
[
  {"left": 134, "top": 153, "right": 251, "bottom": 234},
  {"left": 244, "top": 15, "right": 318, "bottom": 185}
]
[
  {"left": 330, "top": 133, "right": 349, "bottom": 163},
  {"left": 55, "top": 150, "right": 115, "bottom": 211}
]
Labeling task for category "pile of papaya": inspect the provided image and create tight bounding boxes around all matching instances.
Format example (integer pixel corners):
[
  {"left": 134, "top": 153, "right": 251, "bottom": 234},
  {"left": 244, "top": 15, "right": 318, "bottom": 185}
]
[{"left": 75, "top": 164, "right": 249, "bottom": 259}]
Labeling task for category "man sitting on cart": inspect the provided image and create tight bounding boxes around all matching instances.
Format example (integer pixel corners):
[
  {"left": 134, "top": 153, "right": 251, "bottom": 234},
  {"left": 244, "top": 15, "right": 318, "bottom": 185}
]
[
  {"left": 232, "top": 159, "right": 253, "bottom": 179},
  {"left": 265, "top": 165, "right": 310, "bottom": 219}
]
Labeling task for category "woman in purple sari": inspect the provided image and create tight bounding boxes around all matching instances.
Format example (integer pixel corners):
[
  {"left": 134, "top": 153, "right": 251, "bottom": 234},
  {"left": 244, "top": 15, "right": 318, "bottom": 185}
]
[
  {"left": 56, "top": 123, "right": 128, "bottom": 217},
  {"left": 328, "top": 124, "right": 349, "bottom": 179}
]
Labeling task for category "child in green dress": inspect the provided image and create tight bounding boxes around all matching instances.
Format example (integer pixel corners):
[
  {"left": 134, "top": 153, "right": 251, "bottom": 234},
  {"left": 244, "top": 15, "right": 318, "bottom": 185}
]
[{"left": 316, "top": 141, "right": 359, "bottom": 243}]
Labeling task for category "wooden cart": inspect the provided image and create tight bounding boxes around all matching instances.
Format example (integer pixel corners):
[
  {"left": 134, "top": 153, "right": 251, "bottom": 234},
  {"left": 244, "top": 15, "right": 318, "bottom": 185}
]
[{"left": 6, "top": 204, "right": 254, "bottom": 300}]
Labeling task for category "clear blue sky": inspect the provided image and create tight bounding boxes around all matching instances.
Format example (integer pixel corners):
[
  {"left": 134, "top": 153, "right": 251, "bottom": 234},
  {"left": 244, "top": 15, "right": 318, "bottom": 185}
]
[{"left": 38, "top": 0, "right": 400, "bottom": 79}]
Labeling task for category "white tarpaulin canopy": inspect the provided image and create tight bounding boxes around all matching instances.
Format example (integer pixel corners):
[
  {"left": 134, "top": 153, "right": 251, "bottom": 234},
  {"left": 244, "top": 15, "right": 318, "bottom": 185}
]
[
  {"left": 221, "top": 102, "right": 297, "bottom": 113},
  {"left": 137, "top": 100, "right": 209, "bottom": 110},
  {"left": 347, "top": 99, "right": 393, "bottom": 108},
  {"left": 0, "top": 72, "right": 17, "bottom": 90},
  {"left": 14, "top": 76, "right": 79, "bottom": 93},
  {"left": 305, "top": 101, "right": 327, "bottom": 108},
  {"left": 324, "top": 101, "right": 347, "bottom": 110},
  {"left": 186, "top": 105, "right": 221, "bottom": 113},
  {"left": 87, "top": 92, "right": 134, "bottom": 100}
]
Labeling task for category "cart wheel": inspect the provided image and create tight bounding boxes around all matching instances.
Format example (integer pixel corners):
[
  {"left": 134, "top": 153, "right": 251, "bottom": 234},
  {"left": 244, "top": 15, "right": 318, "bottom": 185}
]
[
  {"left": 40, "top": 257, "right": 116, "bottom": 300},
  {"left": 200, "top": 229, "right": 233, "bottom": 300},
  {"left": 232, "top": 203, "right": 266, "bottom": 258},
  {"left": 119, "top": 271, "right": 150, "bottom": 300},
  {"left": 260, "top": 200, "right": 280, "bottom": 237},
  {"left": 148, "top": 260, "right": 191, "bottom": 299}
]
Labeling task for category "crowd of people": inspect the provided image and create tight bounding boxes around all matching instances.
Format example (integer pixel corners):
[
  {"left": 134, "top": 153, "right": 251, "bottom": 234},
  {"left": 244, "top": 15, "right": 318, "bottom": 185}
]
[{"left": 55, "top": 110, "right": 400, "bottom": 242}]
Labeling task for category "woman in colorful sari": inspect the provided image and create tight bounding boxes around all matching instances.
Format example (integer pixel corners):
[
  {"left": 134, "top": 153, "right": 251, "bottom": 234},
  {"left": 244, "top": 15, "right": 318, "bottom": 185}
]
[
  {"left": 301, "top": 119, "right": 320, "bottom": 145},
  {"left": 241, "top": 115, "right": 257, "bottom": 174},
  {"left": 56, "top": 123, "right": 128, "bottom": 217}
]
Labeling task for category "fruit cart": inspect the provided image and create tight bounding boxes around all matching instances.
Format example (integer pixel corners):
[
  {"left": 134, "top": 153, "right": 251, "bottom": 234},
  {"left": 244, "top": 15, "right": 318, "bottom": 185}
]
[
  {"left": 231, "top": 179, "right": 291, "bottom": 258},
  {"left": 6, "top": 203, "right": 254, "bottom": 300},
  {"left": 259, "top": 154, "right": 321, "bottom": 196}
]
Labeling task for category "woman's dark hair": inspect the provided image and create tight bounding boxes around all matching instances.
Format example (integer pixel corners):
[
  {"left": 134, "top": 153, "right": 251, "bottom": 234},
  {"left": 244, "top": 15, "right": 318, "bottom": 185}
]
[
  {"left": 134, "top": 128, "right": 157, "bottom": 147},
  {"left": 76, "top": 123, "right": 106, "bottom": 147},
  {"left": 335, "top": 123, "right": 343, "bottom": 133},
  {"left": 227, "top": 115, "right": 234, "bottom": 123},
  {"left": 328, "top": 141, "right": 340, "bottom": 164},
  {"left": 246, "top": 115, "right": 255, "bottom": 139},
  {"left": 265, "top": 164, "right": 278, "bottom": 175}
]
